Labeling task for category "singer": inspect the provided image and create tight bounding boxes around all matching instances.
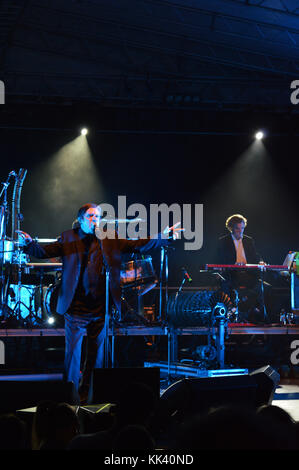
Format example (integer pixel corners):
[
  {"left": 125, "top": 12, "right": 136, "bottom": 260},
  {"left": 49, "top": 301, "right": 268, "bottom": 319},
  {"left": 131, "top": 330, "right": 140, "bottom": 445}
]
[{"left": 17, "top": 202, "right": 182, "bottom": 404}]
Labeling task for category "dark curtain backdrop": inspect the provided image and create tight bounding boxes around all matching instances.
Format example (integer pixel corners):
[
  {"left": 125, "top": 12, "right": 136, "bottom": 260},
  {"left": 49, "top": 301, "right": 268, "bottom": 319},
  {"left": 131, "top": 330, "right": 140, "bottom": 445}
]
[{"left": 0, "top": 128, "right": 298, "bottom": 285}]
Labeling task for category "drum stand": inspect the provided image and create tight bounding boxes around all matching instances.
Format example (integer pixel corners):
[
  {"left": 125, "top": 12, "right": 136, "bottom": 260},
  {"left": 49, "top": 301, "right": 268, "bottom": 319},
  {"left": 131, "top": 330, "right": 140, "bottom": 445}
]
[
  {"left": 104, "top": 267, "right": 111, "bottom": 368},
  {"left": 12, "top": 257, "right": 40, "bottom": 326},
  {"left": 14, "top": 249, "right": 26, "bottom": 324},
  {"left": 0, "top": 176, "right": 13, "bottom": 320},
  {"left": 12, "top": 284, "right": 39, "bottom": 326},
  {"left": 103, "top": 264, "right": 120, "bottom": 369},
  {"left": 158, "top": 245, "right": 169, "bottom": 324},
  {"left": 159, "top": 245, "right": 183, "bottom": 385},
  {"left": 0, "top": 263, "right": 14, "bottom": 322},
  {"left": 259, "top": 267, "right": 269, "bottom": 322}
]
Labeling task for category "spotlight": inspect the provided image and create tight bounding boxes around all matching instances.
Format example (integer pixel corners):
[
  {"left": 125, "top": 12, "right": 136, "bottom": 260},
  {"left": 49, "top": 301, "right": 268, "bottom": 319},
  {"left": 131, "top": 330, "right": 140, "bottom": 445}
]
[
  {"left": 47, "top": 316, "right": 55, "bottom": 325},
  {"left": 81, "top": 128, "right": 88, "bottom": 136},
  {"left": 255, "top": 131, "right": 264, "bottom": 140}
]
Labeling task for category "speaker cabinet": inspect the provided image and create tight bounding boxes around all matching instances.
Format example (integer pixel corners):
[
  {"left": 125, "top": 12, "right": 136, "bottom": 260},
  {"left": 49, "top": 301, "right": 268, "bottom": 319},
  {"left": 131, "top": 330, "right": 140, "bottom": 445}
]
[
  {"left": 160, "top": 365, "right": 279, "bottom": 418},
  {"left": 92, "top": 367, "right": 160, "bottom": 404},
  {"left": 249, "top": 365, "right": 280, "bottom": 406}
]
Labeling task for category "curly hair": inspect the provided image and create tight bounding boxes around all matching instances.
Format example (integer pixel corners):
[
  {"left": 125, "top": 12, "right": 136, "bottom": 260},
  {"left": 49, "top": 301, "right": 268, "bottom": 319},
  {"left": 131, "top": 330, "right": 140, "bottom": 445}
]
[{"left": 225, "top": 214, "right": 247, "bottom": 232}]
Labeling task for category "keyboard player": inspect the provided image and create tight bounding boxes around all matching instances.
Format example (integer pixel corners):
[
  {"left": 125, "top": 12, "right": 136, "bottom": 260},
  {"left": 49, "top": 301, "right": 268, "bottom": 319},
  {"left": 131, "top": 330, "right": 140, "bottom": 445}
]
[{"left": 217, "top": 214, "right": 268, "bottom": 322}]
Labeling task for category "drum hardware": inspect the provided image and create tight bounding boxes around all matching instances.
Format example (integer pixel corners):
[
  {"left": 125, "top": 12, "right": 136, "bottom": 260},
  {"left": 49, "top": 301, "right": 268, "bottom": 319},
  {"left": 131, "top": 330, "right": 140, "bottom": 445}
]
[
  {"left": 22, "top": 264, "right": 61, "bottom": 325},
  {"left": 118, "top": 295, "right": 150, "bottom": 326},
  {"left": 34, "top": 238, "right": 58, "bottom": 243},
  {"left": 119, "top": 254, "right": 158, "bottom": 324},
  {"left": 279, "top": 309, "right": 294, "bottom": 325},
  {"left": 0, "top": 172, "right": 17, "bottom": 318},
  {"left": 10, "top": 245, "right": 44, "bottom": 327},
  {"left": 0, "top": 240, "right": 17, "bottom": 264},
  {"left": 0, "top": 169, "right": 30, "bottom": 326},
  {"left": 0, "top": 260, "right": 61, "bottom": 327},
  {"left": 120, "top": 255, "right": 157, "bottom": 296},
  {"left": 9, "top": 284, "right": 43, "bottom": 326},
  {"left": 24, "top": 262, "right": 63, "bottom": 273},
  {"left": 158, "top": 245, "right": 174, "bottom": 325},
  {"left": 0, "top": 242, "right": 28, "bottom": 324},
  {"left": 10, "top": 169, "right": 28, "bottom": 322},
  {"left": 106, "top": 247, "right": 170, "bottom": 368},
  {"left": 205, "top": 264, "right": 279, "bottom": 324},
  {"left": 0, "top": 171, "right": 17, "bottom": 240},
  {"left": 13, "top": 242, "right": 30, "bottom": 325},
  {"left": 0, "top": 170, "right": 64, "bottom": 327},
  {"left": 43, "top": 277, "right": 62, "bottom": 324},
  {"left": 104, "top": 264, "right": 111, "bottom": 368}
]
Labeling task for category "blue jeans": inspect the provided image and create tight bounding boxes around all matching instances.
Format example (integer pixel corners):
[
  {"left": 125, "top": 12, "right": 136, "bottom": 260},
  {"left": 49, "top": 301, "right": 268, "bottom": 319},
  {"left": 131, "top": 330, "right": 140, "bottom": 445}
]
[{"left": 64, "top": 313, "right": 106, "bottom": 395}]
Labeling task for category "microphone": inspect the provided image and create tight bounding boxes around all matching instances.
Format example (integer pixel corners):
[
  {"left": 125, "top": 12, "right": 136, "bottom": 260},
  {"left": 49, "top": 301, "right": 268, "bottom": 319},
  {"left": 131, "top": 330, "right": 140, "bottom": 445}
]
[{"left": 182, "top": 267, "right": 192, "bottom": 282}]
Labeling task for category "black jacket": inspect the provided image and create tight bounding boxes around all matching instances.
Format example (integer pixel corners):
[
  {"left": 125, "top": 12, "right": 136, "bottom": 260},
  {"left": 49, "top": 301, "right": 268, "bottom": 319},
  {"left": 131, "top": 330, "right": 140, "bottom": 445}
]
[
  {"left": 25, "top": 228, "right": 164, "bottom": 315},
  {"left": 217, "top": 233, "right": 261, "bottom": 265}
]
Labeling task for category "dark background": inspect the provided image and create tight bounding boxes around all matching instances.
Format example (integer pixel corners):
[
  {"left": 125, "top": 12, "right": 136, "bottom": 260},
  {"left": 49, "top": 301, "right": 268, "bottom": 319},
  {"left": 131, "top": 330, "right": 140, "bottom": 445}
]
[
  {"left": 1, "top": 105, "right": 298, "bottom": 287},
  {"left": 1, "top": 0, "right": 299, "bottom": 287}
]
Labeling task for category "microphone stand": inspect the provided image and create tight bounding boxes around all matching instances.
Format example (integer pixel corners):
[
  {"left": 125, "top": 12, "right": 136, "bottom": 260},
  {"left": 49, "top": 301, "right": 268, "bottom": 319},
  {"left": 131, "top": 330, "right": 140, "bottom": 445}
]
[
  {"left": 0, "top": 173, "right": 14, "bottom": 319},
  {"left": 158, "top": 246, "right": 165, "bottom": 323},
  {"left": 159, "top": 242, "right": 179, "bottom": 385},
  {"left": 104, "top": 265, "right": 111, "bottom": 368},
  {"left": 258, "top": 265, "right": 268, "bottom": 323},
  {"left": 12, "top": 170, "right": 27, "bottom": 325},
  {"left": 158, "top": 244, "right": 172, "bottom": 324},
  {"left": 166, "top": 273, "right": 187, "bottom": 384}
]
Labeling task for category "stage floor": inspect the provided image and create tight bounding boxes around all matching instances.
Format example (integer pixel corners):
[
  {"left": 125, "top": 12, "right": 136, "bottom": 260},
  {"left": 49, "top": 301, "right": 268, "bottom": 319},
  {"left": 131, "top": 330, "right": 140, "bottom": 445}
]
[{"left": 272, "top": 380, "right": 299, "bottom": 421}]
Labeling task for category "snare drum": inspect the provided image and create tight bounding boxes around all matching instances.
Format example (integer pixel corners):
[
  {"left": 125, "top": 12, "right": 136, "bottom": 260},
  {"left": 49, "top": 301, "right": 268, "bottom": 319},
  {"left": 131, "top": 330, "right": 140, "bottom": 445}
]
[{"left": 120, "top": 255, "right": 157, "bottom": 296}]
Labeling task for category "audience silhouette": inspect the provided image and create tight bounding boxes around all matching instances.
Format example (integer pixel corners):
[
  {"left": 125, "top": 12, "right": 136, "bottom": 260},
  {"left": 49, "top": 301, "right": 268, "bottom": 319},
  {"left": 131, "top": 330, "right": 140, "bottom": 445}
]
[
  {"left": 32, "top": 400, "right": 80, "bottom": 450},
  {"left": 173, "top": 403, "right": 298, "bottom": 450},
  {"left": 0, "top": 413, "right": 27, "bottom": 450},
  {"left": 0, "top": 379, "right": 299, "bottom": 451}
]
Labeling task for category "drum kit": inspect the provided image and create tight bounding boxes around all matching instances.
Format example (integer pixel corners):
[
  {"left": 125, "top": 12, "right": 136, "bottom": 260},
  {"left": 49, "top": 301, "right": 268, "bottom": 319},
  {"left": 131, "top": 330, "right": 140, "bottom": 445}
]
[{"left": 0, "top": 168, "right": 59, "bottom": 326}]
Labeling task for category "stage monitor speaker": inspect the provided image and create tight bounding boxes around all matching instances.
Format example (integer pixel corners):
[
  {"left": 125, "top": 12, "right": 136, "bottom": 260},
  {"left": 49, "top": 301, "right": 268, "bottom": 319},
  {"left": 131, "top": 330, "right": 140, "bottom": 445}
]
[
  {"left": 92, "top": 367, "right": 160, "bottom": 405},
  {"left": 160, "top": 365, "right": 279, "bottom": 419},
  {"left": 0, "top": 380, "right": 76, "bottom": 414},
  {"left": 249, "top": 365, "right": 280, "bottom": 407},
  {"left": 160, "top": 374, "right": 257, "bottom": 419}
]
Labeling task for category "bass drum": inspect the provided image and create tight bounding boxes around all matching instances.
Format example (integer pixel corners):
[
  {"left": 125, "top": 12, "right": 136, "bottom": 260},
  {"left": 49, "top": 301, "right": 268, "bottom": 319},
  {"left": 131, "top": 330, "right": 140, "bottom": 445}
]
[{"left": 43, "top": 281, "right": 61, "bottom": 317}]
